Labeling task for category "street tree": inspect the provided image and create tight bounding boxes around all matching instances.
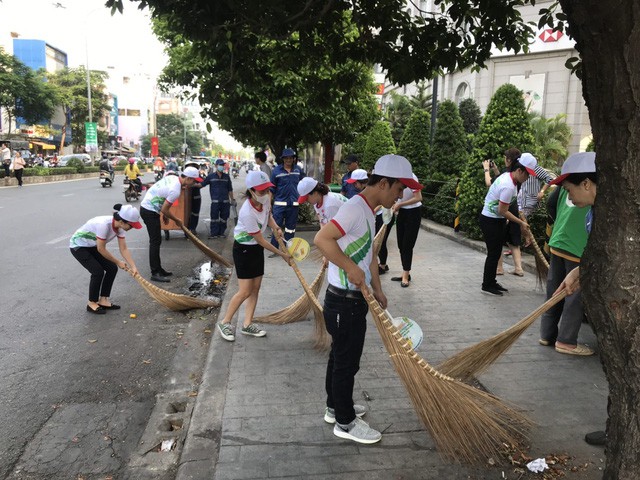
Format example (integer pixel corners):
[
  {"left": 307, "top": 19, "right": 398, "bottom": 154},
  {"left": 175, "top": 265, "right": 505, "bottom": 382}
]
[
  {"left": 362, "top": 121, "right": 395, "bottom": 171},
  {"left": 458, "top": 98, "right": 482, "bottom": 135},
  {"left": 528, "top": 112, "right": 572, "bottom": 168},
  {"left": 139, "top": 113, "right": 203, "bottom": 157},
  {"left": 109, "top": 1, "right": 640, "bottom": 476},
  {"left": 430, "top": 100, "right": 468, "bottom": 178},
  {"left": 397, "top": 109, "right": 430, "bottom": 183},
  {"left": 0, "top": 50, "right": 56, "bottom": 133},
  {"left": 47, "top": 67, "right": 109, "bottom": 153}
]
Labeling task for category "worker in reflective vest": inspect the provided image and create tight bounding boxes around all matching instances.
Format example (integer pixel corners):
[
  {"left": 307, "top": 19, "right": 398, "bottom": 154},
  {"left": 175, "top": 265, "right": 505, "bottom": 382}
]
[
  {"left": 201, "top": 158, "right": 235, "bottom": 238},
  {"left": 269, "top": 148, "right": 305, "bottom": 249}
]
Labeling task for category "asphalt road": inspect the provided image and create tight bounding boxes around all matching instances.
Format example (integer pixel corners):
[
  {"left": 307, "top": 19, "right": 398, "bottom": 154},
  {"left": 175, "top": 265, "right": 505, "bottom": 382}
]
[{"left": 0, "top": 173, "right": 218, "bottom": 478}]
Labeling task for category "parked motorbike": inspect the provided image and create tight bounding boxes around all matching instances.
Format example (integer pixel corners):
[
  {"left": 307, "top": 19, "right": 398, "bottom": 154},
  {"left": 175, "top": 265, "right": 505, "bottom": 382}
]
[
  {"left": 99, "top": 169, "right": 114, "bottom": 187},
  {"left": 123, "top": 177, "right": 142, "bottom": 202}
]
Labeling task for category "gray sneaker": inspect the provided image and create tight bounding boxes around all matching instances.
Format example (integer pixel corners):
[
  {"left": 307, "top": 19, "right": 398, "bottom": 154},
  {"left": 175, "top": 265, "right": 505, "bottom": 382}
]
[
  {"left": 218, "top": 323, "right": 235, "bottom": 342},
  {"left": 333, "top": 417, "right": 381, "bottom": 444},
  {"left": 324, "top": 405, "right": 366, "bottom": 424},
  {"left": 241, "top": 324, "right": 266, "bottom": 337}
]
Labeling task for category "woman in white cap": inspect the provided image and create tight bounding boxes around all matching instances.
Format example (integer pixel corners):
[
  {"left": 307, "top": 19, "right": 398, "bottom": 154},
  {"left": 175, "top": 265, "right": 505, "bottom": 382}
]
[
  {"left": 297, "top": 177, "right": 348, "bottom": 226},
  {"left": 479, "top": 155, "right": 536, "bottom": 296},
  {"left": 390, "top": 174, "right": 422, "bottom": 287},
  {"left": 217, "top": 171, "right": 292, "bottom": 342},
  {"left": 70, "top": 204, "right": 142, "bottom": 314}
]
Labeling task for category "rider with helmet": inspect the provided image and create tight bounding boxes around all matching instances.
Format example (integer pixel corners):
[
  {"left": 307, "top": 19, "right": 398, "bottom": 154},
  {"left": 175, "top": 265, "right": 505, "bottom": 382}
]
[{"left": 124, "top": 158, "right": 142, "bottom": 192}]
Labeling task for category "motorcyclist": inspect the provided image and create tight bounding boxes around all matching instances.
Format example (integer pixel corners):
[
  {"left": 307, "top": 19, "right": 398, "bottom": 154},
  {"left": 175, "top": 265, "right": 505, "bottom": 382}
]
[
  {"left": 124, "top": 158, "right": 142, "bottom": 192},
  {"left": 99, "top": 154, "right": 113, "bottom": 173}
]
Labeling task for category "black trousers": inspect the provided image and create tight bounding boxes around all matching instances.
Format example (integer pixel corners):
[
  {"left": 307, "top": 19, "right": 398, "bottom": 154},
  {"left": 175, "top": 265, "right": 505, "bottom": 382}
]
[
  {"left": 14, "top": 168, "right": 23, "bottom": 186},
  {"left": 479, "top": 214, "right": 507, "bottom": 288},
  {"left": 70, "top": 247, "right": 118, "bottom": 302},
  {"left": 323, "top": 289, "right": 369, "bottom": 425},
  {"left": 375, "top": 214, "right": 395, "bottom": 265},
  {"left": 396, "top": 208, "right": 421, "bottom": 271},
  {"left": 140, "top": 207, "right": 163, "bottom": 275}
]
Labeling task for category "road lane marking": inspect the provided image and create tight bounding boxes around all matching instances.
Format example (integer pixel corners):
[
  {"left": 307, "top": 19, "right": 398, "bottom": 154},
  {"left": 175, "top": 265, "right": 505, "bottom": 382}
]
[
  {"left": 62, "top": 194, "right": 75, "bottom": 197},
  {"left": 46, "top": 235, "right": 69, "bottom": 245}
]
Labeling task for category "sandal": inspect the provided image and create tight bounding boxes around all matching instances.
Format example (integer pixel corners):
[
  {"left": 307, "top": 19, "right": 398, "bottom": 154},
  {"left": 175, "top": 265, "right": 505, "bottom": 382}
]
[
  {"left": 401, "top": 281, "right": 410, "bottom": 288},
  {"left": 555, "top": 343, "right": 594, "bottom": 356},
  {"left": 391, "top": 275, "right": 411, "bottom": 282},
  {"left": 99, "top": 304, "right": 121, "bottom": 310},
  {"left": 86, "top": 305, "right": 106, "bottom": 315},
  {"left": 511, "top": 270, "right": 524, "bottom": 277}
]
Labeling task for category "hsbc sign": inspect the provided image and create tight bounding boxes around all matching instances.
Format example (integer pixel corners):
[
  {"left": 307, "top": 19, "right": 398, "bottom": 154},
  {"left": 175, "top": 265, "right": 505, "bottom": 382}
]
[{"left": 539, "top": 29, "right": 564, "bottom": 43}]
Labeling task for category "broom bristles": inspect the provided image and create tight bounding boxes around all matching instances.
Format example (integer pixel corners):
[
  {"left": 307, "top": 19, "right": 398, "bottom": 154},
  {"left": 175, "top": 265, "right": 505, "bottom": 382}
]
[
  {"left": 438, "top": 291, "right": 568, "bottom": 381},
  {"left": 131, "top": 271, "right": 220, "bottom": 311},
  {"left": 181, "top": 225, "right": 233, "bottom": 268},
  {"left": 254, "top": 265, "right": 326, "bottom": 324},
  {"left": 361, "top": 286, "right": 531, "bottom": 465},
  {"left": 373, "top": 223, "right": 387, "bottom": 257}
]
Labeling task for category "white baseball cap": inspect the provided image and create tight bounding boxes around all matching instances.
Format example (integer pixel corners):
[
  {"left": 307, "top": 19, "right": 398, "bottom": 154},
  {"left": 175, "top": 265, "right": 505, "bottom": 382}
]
[
  {"left": 550, "top": 152, "right": 596, "bottom": 185},
  {"left": 346, "top": 169, "right": 368, "bottom": 184},
  {"left": 246, "top": 170, "right": 274, "bottom": 191},
  {"left": 118, "top": 204, "right": 142, "bottom": 229},
  {"left": 181, "top": 166, "right": 203, "bottom": 182},
  {"left": 297, "top": 177, "right": 319, "bottom": 203},
  {"left": 517, "top": 153, "right": 538, "bottom": 177},
  {"left": 372, "top": 154, "right": 423, "bottom": 190}
]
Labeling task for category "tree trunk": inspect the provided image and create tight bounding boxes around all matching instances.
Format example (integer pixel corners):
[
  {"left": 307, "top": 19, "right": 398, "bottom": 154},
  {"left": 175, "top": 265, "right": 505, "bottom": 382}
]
[
  {"left": 59, "top": 121, "right": 67, "bottom": 155},
  {"left": 561, "top": 2, "right": 640, "bottom": 478},
  {"left": 322, "top": 140, "right": 334, "bottom": 184}
]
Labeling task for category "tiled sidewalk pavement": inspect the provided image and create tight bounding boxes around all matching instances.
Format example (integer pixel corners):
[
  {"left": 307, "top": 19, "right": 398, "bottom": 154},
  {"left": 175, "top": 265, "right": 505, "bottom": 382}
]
[{"left": 212, "top": 229, "right": 607, "bottom": 480}]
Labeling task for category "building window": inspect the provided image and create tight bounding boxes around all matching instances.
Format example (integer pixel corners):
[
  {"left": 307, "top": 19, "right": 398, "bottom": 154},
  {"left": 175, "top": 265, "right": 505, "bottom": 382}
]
[
  {"left": 118, "top": 108, "right": 126, "bottom": 116},
  {"left": 455, "top": 82, "right": 469, "bottom": 105},
  {"left": 128, "top": 109, "right": 141, "bottom": 117}
]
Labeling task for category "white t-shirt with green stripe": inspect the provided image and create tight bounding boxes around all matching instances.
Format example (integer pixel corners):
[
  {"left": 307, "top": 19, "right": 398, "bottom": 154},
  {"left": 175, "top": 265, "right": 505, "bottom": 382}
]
[
  {"left": 70, "top": 216, "right": 125, "bottom": 248},
  {"left": 141, "top": 175, "right": 182, "bottom": 213},
  {"left": 233, "top": 198, "right": 270, "bottom": 245},
  {"left": 328, "top": 194, "right": 375, "bottom": 290},
  {"left": 481, "top": 172, "right": 518, "bottom": 218},
  {"left": 314, "top": 192, "right": 348, "bottom": 225}
]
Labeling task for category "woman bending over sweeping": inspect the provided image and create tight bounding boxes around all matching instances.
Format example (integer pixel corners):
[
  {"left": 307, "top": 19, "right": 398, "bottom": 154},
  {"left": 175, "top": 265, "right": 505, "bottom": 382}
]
[
  {"left": 296, "top": 177, "right": 348, "bottom": 227},
  {"left": 70, "top": 204, "right": 142, "bottom": 314},
  {"left": 217, "top": 171, "right": 292, "bottom": 342}
]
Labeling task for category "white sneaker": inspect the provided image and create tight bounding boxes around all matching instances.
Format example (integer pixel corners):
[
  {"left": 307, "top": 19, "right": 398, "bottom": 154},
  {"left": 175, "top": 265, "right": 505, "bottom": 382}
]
[
  {"left": 241, "top": 324, "right": 266, "bottom": 337},
  {"left": 324, "top": 405, "right": 366, "bottom": 424},
  {"left": 333, "top": 417, "right": 381, "bottom": 444}
]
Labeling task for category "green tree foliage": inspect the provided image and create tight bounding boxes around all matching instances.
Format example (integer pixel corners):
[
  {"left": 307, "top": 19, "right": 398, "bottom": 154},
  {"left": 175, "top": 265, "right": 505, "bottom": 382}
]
[
  {"left": 0, "top": 50, "right": 56, "bottom": 132},
  {"left": 385, "top": 92, "right": 414, "bottom": 146},
  {"left": 423, "top": 177, "right": 459, "bottom": 226},
  {"left": 47, "top": 67, "right": 109, "bottom": 151},
  {"left": 430, "top": 100, "right": 468, "bottom": 178},
  {"left": 342, "top": 132, "right": 369, "bottom": 160},
  {"left": 458, "top": 83, "right": 534, "bottom": 239},
  {"left": 458, "top": 98, "right": 482, "bottom": 135},
  {"left": 528, "top": 112, "right": 572, "bottom": 168},
  {"left": 139, "top": 113, "right": 204, "bottom": 156},
  {"left": 398, "top": 110, "right": 430, "bottom": 183},
  {"left": 362, "top": 121, "right": 395, "bottom": 171},
  {"left": 408, "top": 81, "right": 432, "bottom": 111}
]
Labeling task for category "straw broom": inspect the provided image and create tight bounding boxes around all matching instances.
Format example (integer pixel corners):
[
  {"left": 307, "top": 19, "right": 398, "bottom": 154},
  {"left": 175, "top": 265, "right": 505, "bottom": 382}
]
[
  {"left": 360, "top": 286, "right": 532, "bottom": 465},
  {"left": 277, "top": 238, "right": 330, "bottom": 350},
  {"left": 254, "top": 264, "right": 327, "bottom": 324},
  {"left": 373, "top": 222, "right": 388, "bottom": 257},
  {"left": 181, "top": 225, "right": 233, "bottom": 268},
  {"left": 519, "top": 213, "right": 549, "bottom": 282},
  {"left": 437, "top": 291, "right": 568, "bottom": 381},
  {"left": 129, "top": 270, "right": 220, "bottom": 311}
]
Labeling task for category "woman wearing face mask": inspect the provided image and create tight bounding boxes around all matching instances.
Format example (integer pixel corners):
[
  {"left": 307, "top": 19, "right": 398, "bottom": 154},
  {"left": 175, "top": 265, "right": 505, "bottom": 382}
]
[
  {"left": 478, "top": 154, "right": 537, "bottom": 296},
  {"left": 217, "top": 171, "right": 292, "bottom": 342},
  {"left": 296, "top": 177, "right": 348, "bottom": 226}
]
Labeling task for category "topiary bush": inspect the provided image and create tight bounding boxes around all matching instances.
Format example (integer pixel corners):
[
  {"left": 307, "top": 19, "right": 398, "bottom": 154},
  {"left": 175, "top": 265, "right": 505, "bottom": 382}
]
[
  {"left": 66, "top": 157, "right": 85, "bottom": 172},
  {"left": 398, "top": 110, "right": 430, "bottom": 184},
  {"left": 458, "top": 83, "right": 535, "bottom": 240},
  {"left": 458, "top": 98, "right": 482, "bottom": 135},
  {"left": 430, "top": 100, "right": 468, "bottom": 178},
  {"left": 423, "top": 176, "right": 458, "bottom": 226},
  {"left": 362, "top": 121, "right": 396, "bottom": 171}
]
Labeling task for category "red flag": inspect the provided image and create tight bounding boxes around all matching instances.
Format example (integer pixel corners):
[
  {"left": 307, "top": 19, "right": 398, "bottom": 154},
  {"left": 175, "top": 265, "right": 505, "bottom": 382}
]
[{"left": 151, "top": 137, "right": 159, "bottom": 156}]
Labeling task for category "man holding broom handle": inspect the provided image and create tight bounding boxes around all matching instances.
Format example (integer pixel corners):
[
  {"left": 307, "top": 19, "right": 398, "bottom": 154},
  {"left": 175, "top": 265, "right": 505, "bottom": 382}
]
[{"left": 315, "top": 154, "right": 423, "bottom": 444}]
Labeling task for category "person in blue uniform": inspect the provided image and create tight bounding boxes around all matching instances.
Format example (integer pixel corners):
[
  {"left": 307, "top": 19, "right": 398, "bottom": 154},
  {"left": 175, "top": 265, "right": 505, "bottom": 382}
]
[
  {"left": 201, "top": 158, "right": 236, "bottom": 238},
  {"left": 269, "top": 148, "right": 305, "bottom": 249},
  {"left": 340, "top": 154, "right": 361, "bottom": 199}
]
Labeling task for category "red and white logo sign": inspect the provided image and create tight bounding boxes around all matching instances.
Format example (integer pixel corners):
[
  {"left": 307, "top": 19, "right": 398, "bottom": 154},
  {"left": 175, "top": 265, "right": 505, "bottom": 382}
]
[{"left": 539, "top": 29, "right": 564, "bottom": 43}]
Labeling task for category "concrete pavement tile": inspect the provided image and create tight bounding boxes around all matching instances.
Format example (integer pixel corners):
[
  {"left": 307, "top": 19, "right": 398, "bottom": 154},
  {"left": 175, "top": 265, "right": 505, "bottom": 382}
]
[
  {"left": 298, "top": 444, "right": 360, "bottom": 457},
  {"left": 268, "top": 456, "right": 332, "bottom": 477},
  {"left": 218, "top": 445, "right": 241, "bottom": 463},
  {"left": 239, "top": 444, "right": 301, "bottom": 462},
  {"left": 214, "top": 460, "right": 268, "bottom": 480},
  {"left": 329, "top": 451, "right": 393, "bottom": 473}
]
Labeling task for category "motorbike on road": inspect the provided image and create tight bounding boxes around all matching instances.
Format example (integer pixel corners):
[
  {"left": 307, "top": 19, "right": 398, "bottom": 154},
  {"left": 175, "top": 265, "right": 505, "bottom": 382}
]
[
  {"left": 154, "top": 169, "right": 164, "bottom": 182},
  {"left": 99, "top": 169, "right": 114, "bottom": 187},
  {"left": 123, "top": 176, "right": 143, "bottom": 202}
]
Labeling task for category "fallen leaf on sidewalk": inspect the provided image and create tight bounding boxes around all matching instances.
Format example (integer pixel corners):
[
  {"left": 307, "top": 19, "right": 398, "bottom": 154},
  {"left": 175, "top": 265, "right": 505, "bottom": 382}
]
[
  {"left": 88, "top": 339, "right": 97, "bottom": 343},
  {"left": 142, "top": 359, "right": 151, "bottom": 364},
  {"left": 187, "top": 391, "right": 198, "bottom": 397},
  {"left": 204, "top": 329, "right": 212, "bottom": 334}
]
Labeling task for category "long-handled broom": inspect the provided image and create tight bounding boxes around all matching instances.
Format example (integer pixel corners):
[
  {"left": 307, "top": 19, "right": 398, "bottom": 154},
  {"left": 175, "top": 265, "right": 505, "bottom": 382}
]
[
  {"left": 254, "top": 264, "right": 327, "bottom": 324},
  {"left": 373, "top": 222, "right": 388, "bottom": 257},
  {"left": 519, "top": 213, "right": 549, "bottom": 282},
  {"left": 360, "top": 286, "right": 532, "bottom": 465},
  {"left": 129, "top": 270, "right": 220, "bottom": 311},
  {"left": 277, "top": 238, "right": 330, "bottom": 350},
  {"left": 437, "top": 290, "right": 568, "bottom": 381},
  {"left": 181, "top": 225, "right": 233, "bottom": 268}
]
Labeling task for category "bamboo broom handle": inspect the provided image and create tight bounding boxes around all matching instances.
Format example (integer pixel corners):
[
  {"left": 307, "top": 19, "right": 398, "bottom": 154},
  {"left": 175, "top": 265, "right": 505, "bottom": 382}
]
[
  {"left": 277, "top": 237, "right": 324, "bottom": 313},
  {"left": 520, "top": 213, "right": 550, "bottom": 269}
]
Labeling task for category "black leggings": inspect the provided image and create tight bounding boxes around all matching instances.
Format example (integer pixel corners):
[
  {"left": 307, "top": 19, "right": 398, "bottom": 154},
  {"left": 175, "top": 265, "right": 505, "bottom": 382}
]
[
  {"left": 14, "top": 168, "right": 23, "bottom": 186},
  {"left": 374, "top": 214, "right": 395, "bottom": 265},
  {"left": 396, "top": 207, "right": 421, "bottom": 271},
  {"left": 71, "top": 247, "right": 118, "bottom": 302},
  {"left": 478, "top": 214, "right": 507, "bottom": 288}
]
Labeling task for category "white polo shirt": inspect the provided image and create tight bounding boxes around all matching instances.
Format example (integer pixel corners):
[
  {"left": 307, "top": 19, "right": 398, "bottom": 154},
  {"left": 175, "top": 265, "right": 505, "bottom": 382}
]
[
  {"left": 328, "top": 194, "right": 375, "bottom": 290},
  {"left": 141, "top": 175, "right": 182, "bottom": 213},
  {"left": 481, "top": 172, "right": 518, "bottom": 218},
  {"left": 70, "top": 216, "right": 125, "bottom": 248},
  {"left": 233, "top": 198, "right": 271, "bottom": 245},
  {"left": 314, "top": 192, "right": 348, "bottom": 225}
]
